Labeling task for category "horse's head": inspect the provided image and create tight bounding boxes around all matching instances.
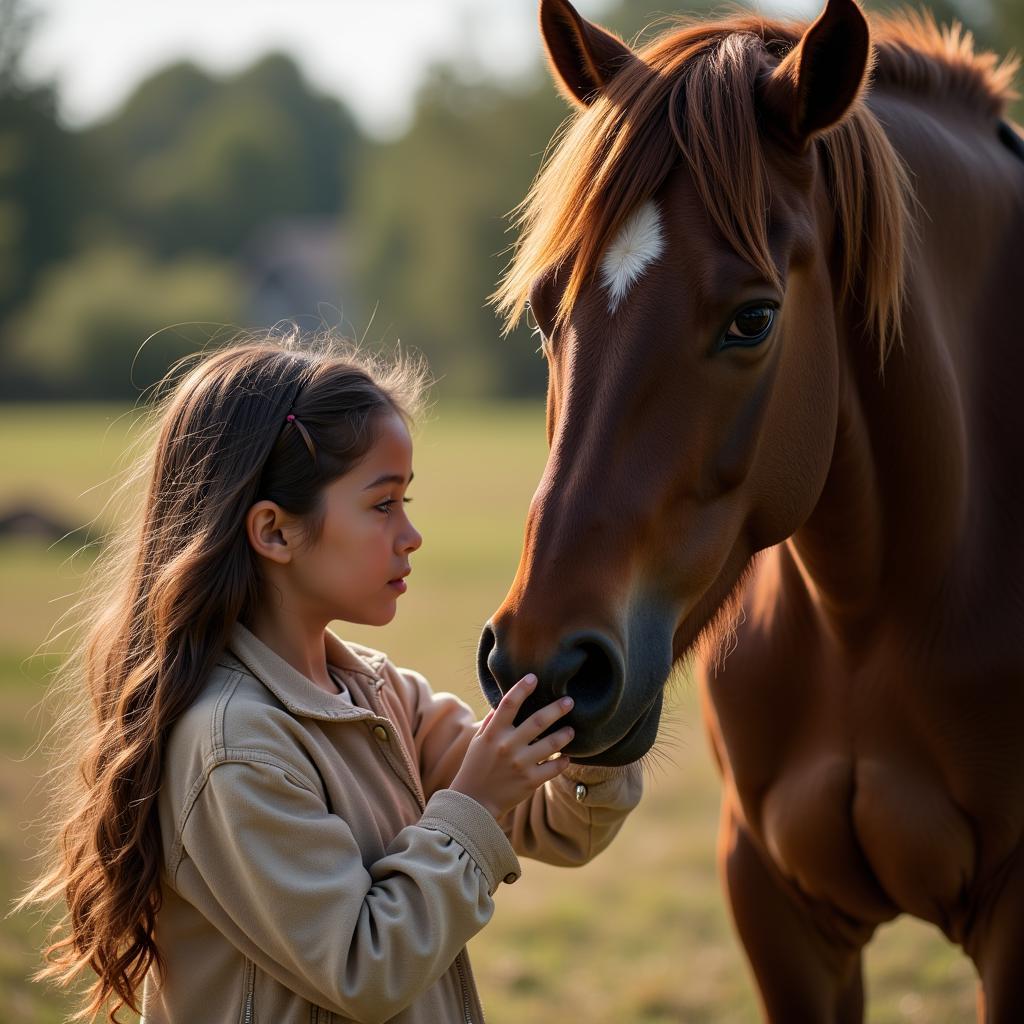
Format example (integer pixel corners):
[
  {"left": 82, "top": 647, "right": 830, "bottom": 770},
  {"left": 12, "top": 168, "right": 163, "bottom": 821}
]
[{"left": 478, "top": 0, "right": 902, "bottom": 765}]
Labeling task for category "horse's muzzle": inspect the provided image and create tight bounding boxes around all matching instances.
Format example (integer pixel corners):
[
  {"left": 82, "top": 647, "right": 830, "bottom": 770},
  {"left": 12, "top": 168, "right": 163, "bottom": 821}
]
[{"left": 477, "top": 622, "right": 637, "bottom": 758}]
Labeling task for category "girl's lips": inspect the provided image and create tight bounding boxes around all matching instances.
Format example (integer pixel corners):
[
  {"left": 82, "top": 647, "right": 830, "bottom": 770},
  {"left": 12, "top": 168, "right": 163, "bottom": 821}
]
[{"left": 388, "top": 578, "right": 408, "bottom": 594}]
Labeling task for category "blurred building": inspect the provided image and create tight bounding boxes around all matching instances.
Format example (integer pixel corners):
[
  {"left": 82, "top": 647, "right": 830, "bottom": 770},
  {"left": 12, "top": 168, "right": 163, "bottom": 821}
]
[{"left": 240, "top": 217, "right": 351, "bottom": 331}]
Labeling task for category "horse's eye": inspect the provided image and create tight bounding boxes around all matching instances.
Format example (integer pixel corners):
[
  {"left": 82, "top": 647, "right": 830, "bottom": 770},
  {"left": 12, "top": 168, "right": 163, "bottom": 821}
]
[{"left": 721, "top": 304, "right": 776, "bottom": 348}]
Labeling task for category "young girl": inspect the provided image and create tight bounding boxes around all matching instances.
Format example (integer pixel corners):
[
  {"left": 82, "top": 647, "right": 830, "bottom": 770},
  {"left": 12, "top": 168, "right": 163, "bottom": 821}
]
[{"left": 22, "top": 333, "right": 643, "bottom": 1024}]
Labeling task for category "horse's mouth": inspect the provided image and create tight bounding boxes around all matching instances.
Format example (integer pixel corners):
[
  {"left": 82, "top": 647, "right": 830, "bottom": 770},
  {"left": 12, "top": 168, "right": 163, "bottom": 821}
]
[{"left": 567, "top": 690, "right": 665, "bottom": 767}]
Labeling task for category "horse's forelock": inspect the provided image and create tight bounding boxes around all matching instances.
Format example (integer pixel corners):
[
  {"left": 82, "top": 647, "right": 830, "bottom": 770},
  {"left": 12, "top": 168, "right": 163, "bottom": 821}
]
[{"left": 493, "top": 20, "right": 808, "bottom": 340}]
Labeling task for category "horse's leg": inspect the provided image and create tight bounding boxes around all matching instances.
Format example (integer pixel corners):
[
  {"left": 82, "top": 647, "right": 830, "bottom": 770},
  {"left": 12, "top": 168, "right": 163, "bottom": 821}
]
[
  {"left": 966, "top": 851, "right": 1024, "bottom": 1023},
  {"left": 719, "top": 802, "right": 867, "bottom": 1024}
]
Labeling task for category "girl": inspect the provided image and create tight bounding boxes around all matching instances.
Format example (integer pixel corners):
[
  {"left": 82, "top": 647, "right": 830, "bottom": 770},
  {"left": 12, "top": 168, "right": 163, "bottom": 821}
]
[{"left": 21, "top": 333, "right": 643, "bottom": 1024}]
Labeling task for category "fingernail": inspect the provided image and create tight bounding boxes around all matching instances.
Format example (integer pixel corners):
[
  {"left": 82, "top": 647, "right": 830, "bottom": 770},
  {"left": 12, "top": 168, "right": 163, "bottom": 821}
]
[
  {"left": 524, "top": 674, "right": 537, "bottom": 687},
  {"left": 561, "top": 696, "right": 574, "bottom": 709},
  {"left": 566, "top": 727, "right": 575, "bottom": 737}
]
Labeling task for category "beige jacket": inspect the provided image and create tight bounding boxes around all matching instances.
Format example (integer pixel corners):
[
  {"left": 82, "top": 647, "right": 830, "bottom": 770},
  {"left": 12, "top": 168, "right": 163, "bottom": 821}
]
[{"left": 141, "top": 622, "right": 643, "bottom": 1024}]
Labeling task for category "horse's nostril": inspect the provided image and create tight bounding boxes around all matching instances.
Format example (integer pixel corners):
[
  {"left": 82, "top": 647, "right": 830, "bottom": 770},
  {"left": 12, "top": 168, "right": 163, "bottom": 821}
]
[
  {"left": 477, "top": 622, "right": 503, "bottom": 707},
  {"left": 564, "top": 640, "right": 617, "bottom": 714},
  {"left": 477, "top": 623, "right": 624, "bottom": 730},
  {"left": 548, "top": 631, "right": 624, "bottom": 725}
]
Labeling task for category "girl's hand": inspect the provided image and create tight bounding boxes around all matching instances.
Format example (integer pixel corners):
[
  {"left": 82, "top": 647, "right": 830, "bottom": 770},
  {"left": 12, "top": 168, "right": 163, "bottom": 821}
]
[{"left": 450, "top": 674, "right": 574, "bottom": 820}]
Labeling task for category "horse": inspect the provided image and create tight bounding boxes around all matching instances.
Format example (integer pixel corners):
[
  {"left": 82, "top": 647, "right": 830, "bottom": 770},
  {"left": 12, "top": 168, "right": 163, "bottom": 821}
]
[{"left": 476, "top": 0, "right": 1024, "bottom": 1019}]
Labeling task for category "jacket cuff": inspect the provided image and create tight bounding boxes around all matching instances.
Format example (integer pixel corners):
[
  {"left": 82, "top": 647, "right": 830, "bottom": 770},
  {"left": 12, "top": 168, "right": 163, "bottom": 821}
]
[
  {"left": 558, "top": 760, "right": 644, "bottom": 808},
  {"left": 420, "top": 789, "right": 522, "bottom": 894}
]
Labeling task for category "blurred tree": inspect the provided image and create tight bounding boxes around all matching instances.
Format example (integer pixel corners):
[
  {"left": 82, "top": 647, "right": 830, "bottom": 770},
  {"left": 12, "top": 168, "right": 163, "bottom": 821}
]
[
  {"left": 351, "top": 67, "right": 566, "bottom": 397},
  {"left": 1, "top": 46, "right": 363, "bottom": 401},
  {"left": 0, "top": 0, "right": 81, "bottom": 323},
  {"left": 84, "top": 54, "right": 363, "bottom": 258},
  {"left": 6, "top": 242, "right": 243, "bottom": 399},
  {"left": 994, "top": 0, "right": 1024, "bottom": 62},
  {"left": 961, "top": 0, "right": 1021, "bottom": 121},
  {"left": 0, "top": 0, "right": 32, "bottom": 90}
]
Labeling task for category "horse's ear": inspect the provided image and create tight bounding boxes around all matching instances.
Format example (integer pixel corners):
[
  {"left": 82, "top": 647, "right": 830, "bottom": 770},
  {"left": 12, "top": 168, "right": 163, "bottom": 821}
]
[
  {"left": 539, "top": 0, "right": 637, "bottom": 106},
  {"left": 760, "top": 0, "right": 871, "bottom": 147}
]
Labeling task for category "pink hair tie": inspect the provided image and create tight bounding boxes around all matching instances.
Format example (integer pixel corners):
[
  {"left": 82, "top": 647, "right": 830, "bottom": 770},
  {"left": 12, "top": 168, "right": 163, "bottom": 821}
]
[{"left": 284, "top": 411, "right": 316, "bottom": 461}]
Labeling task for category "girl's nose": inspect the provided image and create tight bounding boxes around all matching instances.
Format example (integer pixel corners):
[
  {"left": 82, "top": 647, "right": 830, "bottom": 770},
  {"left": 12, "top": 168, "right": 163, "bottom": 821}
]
[{"left": 401, "top": 520, "right": 422, "bottom": 554}]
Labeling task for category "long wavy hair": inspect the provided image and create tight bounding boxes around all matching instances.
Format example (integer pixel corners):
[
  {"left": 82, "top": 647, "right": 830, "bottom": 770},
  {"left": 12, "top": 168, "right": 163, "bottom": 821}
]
[{"left": 15, "top": 329, "right": 428, "bottom": 1022}]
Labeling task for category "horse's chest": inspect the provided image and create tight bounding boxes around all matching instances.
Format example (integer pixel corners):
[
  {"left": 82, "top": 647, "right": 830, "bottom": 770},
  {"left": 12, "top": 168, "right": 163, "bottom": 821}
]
[
  {"left": 707, "top": 572, "right": 1024, "bottom": 933},
  {"left": 755, "top": 752, "right": 976, "bottom": 932}
]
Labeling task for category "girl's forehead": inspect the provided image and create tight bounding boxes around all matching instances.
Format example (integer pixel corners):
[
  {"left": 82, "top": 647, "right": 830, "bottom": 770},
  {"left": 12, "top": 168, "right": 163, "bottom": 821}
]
[
  {"left": 371, "top": 411, "right": 413, "bottom": 457},
  {"left": 355, "top": 412, "right": 414, "bottom": 481}
]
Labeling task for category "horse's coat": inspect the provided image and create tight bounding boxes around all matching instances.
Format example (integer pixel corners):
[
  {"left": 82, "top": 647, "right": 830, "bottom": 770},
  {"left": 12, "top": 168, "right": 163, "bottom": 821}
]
[{"left": 479, "top": 1, "right": 1024, "bottom": 1020}]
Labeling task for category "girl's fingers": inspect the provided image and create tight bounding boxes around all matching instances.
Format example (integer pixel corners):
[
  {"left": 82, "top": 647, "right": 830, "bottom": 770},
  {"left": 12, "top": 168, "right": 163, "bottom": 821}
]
[
  {"left": 491, "top": 673, "right": 537, "bottom": 728},
  {"left": 477, "top": 708, "right": 496, "bottom": 732},
  {"left": 532, "top": 753, "right": 572, "bottom": 783},
  {"left": 529, "top": 725, "right": 575, "bottom": 763},
  {"left": 516, "top": 694, "right": 574, "bottom": 743}
]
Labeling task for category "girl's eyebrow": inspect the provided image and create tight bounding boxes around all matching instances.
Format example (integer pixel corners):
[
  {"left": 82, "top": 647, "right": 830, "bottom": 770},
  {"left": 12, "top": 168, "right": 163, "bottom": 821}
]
[{"left": 363, "top": 472, "right": 414, "bottom": 491}]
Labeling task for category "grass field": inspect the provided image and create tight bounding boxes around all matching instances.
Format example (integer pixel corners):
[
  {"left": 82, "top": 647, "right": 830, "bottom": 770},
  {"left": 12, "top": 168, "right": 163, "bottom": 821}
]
[{"left": 0, "top": 402, "right": 978, "bottom": 1022}]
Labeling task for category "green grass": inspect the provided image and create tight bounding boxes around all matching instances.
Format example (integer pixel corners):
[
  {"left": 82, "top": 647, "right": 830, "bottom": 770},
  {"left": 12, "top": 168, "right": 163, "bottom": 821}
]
[{"left": 0, "top": 402, "right": 978, "bottom": 1022}]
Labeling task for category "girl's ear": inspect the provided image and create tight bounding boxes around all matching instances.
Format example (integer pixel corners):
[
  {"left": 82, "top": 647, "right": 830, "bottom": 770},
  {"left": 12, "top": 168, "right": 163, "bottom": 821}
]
[
  {"left": 759, "top": 0, "right": 871, "bottom": 148},
  {"left": 246, "top": 501, "right": 293, "bottom": 565},
  {"left": 539, "top": 0, "right": 637, "bottom": 106}
]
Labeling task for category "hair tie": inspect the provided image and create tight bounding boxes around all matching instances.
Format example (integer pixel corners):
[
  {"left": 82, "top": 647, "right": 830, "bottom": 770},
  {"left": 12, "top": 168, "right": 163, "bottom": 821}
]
[{"left": 283, "top": 411, "right": 316, "bottom": 462}]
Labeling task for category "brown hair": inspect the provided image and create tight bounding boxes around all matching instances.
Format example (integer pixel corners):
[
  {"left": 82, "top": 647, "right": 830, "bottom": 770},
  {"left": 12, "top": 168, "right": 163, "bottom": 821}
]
[
  {"left": 15, "top": 328, "right": 428, "bottom": 1021},
  {"left": 493, "top": 10, "right": 1018, "bottom": 368}
]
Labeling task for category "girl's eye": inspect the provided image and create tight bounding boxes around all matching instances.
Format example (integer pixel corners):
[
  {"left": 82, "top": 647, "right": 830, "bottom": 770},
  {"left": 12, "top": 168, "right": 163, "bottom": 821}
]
[
  {"left": 375, "top": 497, "right": 412, "bottom": 515},
  {"left": 720, "top": 304, "right": 777, "bottom": 349}
]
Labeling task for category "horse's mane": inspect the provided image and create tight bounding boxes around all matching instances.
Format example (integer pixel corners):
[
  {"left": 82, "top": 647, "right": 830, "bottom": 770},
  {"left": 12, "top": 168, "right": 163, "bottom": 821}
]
[
  {"left": 873, "top": 10, "right": 1018, "bottom": 116},
  {"left": 494, "top": 8, "right": 1020, "bottom": 367}
]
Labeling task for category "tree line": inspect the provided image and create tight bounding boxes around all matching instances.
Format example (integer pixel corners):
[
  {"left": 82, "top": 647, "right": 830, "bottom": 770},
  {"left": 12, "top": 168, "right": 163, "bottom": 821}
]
[{"left": 0, "top": 0, "right": 1020, "bottom": 401}]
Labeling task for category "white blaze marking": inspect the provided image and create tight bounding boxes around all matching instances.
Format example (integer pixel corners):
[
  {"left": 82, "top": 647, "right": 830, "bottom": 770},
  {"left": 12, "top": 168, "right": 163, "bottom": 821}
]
[{"left": 599, "top": 201, "right": 665, "bottom": 313}]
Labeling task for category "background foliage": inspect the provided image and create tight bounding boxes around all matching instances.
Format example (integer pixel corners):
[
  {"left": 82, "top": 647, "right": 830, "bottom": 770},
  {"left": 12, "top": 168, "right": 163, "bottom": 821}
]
[{"left": 1, "top": 0, "right": 1020, "bottom": 400}]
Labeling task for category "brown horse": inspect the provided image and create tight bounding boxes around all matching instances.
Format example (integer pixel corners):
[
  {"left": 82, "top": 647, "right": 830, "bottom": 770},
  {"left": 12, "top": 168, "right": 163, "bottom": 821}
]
[{"left": 477, "top": 0, "right": 1024, "bottom": 1019}]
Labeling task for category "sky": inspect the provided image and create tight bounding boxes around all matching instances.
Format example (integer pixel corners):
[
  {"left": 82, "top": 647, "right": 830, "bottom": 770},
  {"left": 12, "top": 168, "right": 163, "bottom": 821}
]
[
  {"left": 21, "top": 0, "right": 816, "bottom": 139},
  {"left": 21, "top": 0, "right": 612, "bottom": 138}
]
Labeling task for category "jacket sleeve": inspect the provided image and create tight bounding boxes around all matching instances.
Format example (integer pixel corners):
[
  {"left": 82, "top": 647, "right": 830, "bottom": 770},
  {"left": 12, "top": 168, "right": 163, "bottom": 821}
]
[
  {"left": 170, "top": 754, "right": 519, "bottom": 1024},
  {"left": 396, "top": 666, "right": 645, "bottom": 867}
]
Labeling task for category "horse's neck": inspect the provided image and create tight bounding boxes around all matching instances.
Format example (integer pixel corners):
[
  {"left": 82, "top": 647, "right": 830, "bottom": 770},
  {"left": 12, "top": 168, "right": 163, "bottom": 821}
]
[
  {"left": 787, "top": 316, "right": 966, "bottom": 646},
  {"left": 789, "top": 90, "right": 1024, "bottom": 645}
]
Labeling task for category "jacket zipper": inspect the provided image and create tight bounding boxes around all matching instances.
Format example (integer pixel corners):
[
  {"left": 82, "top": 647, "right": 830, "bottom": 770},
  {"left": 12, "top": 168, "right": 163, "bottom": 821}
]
[
  {"left": 242, "top": 957, "right": 255, "bottom": 1024},
  {"left": 455, "top": 950, "right": 477, "bottom": 1024}
]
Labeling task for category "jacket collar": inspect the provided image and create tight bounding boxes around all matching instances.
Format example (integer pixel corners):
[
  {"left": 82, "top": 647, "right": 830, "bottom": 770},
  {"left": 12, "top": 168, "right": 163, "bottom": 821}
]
[{"left": 225, "top": 621, "right": 385, "bottom": 721}]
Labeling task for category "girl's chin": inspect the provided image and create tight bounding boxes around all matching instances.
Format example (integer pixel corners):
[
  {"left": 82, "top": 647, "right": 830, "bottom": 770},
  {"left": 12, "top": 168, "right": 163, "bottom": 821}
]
[
  {"left": 334, "top": 601, "right": 398, "bottom": 628},
  {"left": 367, "top": 601, "right": 400, "bottom": 627}
]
